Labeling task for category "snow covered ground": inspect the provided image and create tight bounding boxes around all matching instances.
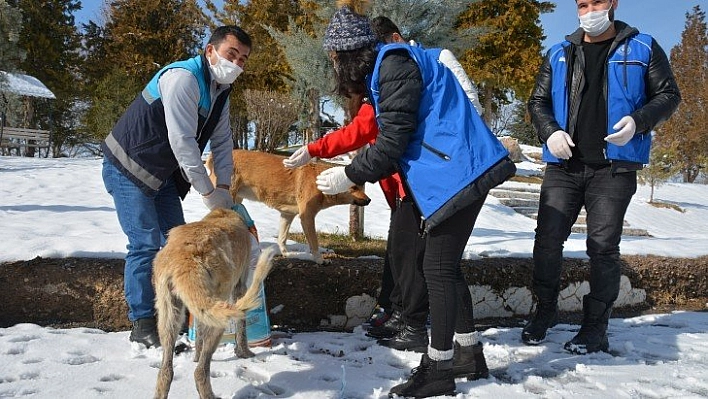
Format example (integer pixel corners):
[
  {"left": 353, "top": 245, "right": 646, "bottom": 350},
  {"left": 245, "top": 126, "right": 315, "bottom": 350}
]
[{"left": 1, "top": 155, "right": 707, "bottom": 398}]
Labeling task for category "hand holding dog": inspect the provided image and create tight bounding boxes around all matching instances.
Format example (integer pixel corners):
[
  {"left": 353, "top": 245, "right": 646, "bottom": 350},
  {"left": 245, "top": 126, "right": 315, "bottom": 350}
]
[
  {"left": 283, "top": 146, "right": 312, "bottom": 168},
  {"left": 316, "top": 166, "right": 354, "bottom": 195},
  {"left": 605, "top": 116, "right": 636, "bottom": 146},
  {"left": 546, "top": 130, "right": 575, "bottom": 159},
  {"left": 202, "top": 187, "right": 234, "bottom": 210}
]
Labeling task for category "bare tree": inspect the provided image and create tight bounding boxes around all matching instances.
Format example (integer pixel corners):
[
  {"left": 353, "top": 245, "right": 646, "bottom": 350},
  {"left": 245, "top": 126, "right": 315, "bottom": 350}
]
[{"left": 243, "top": 89, "right": 300, "bottom": 153}]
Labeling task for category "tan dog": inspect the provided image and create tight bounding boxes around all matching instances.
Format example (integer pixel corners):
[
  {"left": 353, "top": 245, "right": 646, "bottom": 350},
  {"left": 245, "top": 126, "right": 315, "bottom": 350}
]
[
  {"left": 152, "top": 208, "right": 275, "bottom": 399},
  {"left": 206, "top": 149, "right": 371, "bottom": 264}
]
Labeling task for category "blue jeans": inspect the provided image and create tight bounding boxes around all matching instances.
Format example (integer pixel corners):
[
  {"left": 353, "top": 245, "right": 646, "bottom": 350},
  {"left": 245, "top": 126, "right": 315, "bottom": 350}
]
[
  {"left": 533, "top": 162, "right": 636, "bottom": 306},
  {"left": 102, "top": 158, "right": 185, "bottom": 321}
]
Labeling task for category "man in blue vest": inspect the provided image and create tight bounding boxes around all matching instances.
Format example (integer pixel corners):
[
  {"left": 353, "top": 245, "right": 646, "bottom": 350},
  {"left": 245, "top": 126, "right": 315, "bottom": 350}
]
[
  {"left": 525, "top": 0, "right": 680, "bottom": 354},
  {"left": 101, "top": 26, "right": 251, "bottom": 348}
]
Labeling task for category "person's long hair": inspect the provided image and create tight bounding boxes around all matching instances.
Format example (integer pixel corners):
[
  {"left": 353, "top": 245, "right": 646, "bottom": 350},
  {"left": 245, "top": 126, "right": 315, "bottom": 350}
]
[{"left": 333, "top": 46, "right": 377, "bottom": 100}]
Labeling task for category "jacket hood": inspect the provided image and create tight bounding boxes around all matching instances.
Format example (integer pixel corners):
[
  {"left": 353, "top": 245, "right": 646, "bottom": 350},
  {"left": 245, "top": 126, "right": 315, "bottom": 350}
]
[{"left": 565, "top": 20, "right": 639, "bottom": 45}]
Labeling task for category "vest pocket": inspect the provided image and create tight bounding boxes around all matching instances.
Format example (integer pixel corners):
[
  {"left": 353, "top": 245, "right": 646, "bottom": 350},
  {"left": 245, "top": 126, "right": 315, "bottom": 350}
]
[{"left": 421, "top": 142, "right": 451, "bottom": 161}]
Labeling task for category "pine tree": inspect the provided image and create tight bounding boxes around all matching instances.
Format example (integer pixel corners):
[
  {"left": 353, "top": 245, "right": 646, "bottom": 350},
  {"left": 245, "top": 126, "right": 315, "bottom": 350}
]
[
  {"left": 103, "top": 0, "right": 206, "bottom": 82},
  {"left": 663, "top": 5, "right": 708, "bottom": 183},
  {"left": 8, "top": 0, "right": 82, "bottom": 157},
  {"left": 0, "top": 0, "right": 23, "bottom": 74},
  {"left": 203, "top": 0, "right": 307, "bottom": 146},
  {"left": 83, "top": 0, "right": 206, "bottom": 145},
  {"left": 0, "top": 0, "right": 23, "bottom": 134},
  {"left": 369, "top": 0, "right": 482, "bottom": 52},
  {"left": 457, "top": 0, "right": 554, "bottom": 125}
]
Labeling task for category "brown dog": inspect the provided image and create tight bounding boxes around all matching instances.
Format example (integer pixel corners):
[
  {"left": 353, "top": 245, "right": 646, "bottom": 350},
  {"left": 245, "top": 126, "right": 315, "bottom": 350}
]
[
  {"left": 206, "top": 149, "right": 371, "bottom": 264},
  {"left": 152, "top": 208, "right": 275, "bottom": 399}
]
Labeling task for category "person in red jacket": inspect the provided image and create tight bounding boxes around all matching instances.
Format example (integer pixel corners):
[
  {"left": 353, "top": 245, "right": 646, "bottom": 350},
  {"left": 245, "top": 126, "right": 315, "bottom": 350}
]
[{"left": 283, "top": 92, "right": 427, "bottom": 350}]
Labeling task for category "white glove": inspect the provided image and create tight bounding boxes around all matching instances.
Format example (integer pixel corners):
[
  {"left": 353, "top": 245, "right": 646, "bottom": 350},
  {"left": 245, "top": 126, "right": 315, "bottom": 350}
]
[
  {"left": 202, "top": 187, "right": 233, "bottom": 210},
  {"left": 546, "top": 130, "right": 575, "bottom": 159},
  {"left": 282, "top": 146, "right": 312, "bottom": 169},
  {"left": 316, "top": 166, "right": 354, "bottom": 195},
  {"left": 605, "top": 116, "right": 636, "bottom": 146}
]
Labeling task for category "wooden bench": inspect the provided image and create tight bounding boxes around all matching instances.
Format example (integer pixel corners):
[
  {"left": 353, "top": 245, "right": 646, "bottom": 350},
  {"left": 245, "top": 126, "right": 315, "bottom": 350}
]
[{"left": 0, "top": 126, "right": 51, "bottom": 157}]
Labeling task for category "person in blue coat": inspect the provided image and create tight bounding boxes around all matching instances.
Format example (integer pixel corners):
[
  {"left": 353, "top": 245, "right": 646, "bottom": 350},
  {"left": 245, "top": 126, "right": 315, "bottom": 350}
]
[
  {"left": 101, "top": 26, "right": 252, "bottom": 348},
  {"left": 314, "top": 1, "right": 516, "bottom": 397},
  {"left": 524, "top": 0, "right": 680, "bottom": 354}
]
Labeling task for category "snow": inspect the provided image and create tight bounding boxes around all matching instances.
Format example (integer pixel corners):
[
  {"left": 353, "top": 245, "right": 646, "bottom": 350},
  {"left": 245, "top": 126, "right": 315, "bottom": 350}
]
[
  {"left": 0, "top": 154, "right": 707, "bottom": 398},
  {"left": 0, "top": 71, "right": 56, "bottom": 99}
]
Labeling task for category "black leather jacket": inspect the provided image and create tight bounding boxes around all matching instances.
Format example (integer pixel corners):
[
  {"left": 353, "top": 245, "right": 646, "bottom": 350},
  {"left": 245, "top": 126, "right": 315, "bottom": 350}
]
[{"left": 528, "top": 21, "right": 681, "bottom": 145}]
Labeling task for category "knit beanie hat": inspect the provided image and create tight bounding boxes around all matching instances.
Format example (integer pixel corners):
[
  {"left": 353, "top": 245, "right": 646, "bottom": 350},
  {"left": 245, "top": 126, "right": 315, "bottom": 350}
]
[{"left": 323, "top": 0, "right": 376, "bottom": 52}]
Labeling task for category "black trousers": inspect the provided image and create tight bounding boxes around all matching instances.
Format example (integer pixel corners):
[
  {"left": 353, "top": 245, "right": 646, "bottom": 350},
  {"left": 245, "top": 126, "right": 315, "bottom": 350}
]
[
  {"left": 386, "top": 198, "right": 428, "bottom": 326},
  {"left": 533, "top": 162, "right": 636, "bottom": 306},
  {"left": 423, "top": 195, "right": 487, "bottom": 350}
]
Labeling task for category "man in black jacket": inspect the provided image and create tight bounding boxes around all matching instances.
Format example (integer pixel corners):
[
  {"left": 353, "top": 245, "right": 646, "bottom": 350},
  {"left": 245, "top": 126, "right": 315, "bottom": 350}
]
[{"left": 525, "top": 0, "right": 680, "bottom": 354}]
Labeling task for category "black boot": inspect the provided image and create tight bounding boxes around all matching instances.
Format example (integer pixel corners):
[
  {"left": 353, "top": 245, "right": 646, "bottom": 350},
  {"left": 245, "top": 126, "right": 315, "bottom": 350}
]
[
  {"left": 367, "top": 310, "right": 404, "bottom": 339},
  {"left": 521, "top": 301, "right": 558, "bottom": 345},
  {"left": 377, "top": 324, "right": 428, "bottom": 353},
  {"left": 129, "top": 317, "right": 160, "bottom": 348},
  {"left": 452, "top": 342, "right": 489, "bottom": 380},
  {"left": 389, "top": 354, "right": 455, "bottom": 398},
  {"left": 564, "top": 295, "right": 612, "bottom": 354}
]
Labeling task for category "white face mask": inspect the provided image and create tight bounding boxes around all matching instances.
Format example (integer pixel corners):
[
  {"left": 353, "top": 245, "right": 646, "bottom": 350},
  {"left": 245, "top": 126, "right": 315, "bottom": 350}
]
[
  {"left": 208, "top": 50, "right": 243, "bottom": 84},
  {"left": 579, "top": 3, "right": 613, "bottom": 37}
]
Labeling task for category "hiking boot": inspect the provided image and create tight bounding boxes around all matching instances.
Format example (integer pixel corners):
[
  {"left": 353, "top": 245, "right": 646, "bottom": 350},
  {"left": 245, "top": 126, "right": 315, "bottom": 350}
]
[
  {"left": 377, "top": 324, "right": 428, "bottom": 353},
  {"left": 521, "top": 302, "right": 558, "bottom": 345},
  {"left": 129, "top": 317, "right": 160, "bottom": 348},
  {"left": 564, "top": 296, "right": 612, "bottom": 355},
  {"left": 452, "top": 342, "right": 489, "bottom": 380},
  {"left": 389, "top": 354, "right": 455, "bottom": 398},
  {"left": 367, "top": 310, "right": 403, "bottom": 339}
]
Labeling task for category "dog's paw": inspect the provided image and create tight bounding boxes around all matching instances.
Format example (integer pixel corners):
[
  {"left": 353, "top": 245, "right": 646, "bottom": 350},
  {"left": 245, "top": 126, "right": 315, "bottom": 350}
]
[{"left": 235, "top": 347, "right": 256, "bottom": 359}]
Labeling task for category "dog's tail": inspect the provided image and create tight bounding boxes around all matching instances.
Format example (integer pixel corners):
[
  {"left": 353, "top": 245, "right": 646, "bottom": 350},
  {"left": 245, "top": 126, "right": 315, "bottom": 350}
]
[{"left": 190, "top": 246, "right": 276, "bottom": 328}]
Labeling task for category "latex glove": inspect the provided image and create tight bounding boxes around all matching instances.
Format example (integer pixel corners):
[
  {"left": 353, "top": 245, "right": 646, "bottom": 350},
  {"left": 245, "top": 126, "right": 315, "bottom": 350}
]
[
  {"left": 546, "top": 130, "right": 575, "bottom": 159},
  {"left": 202, "top": 187, "right": 234, "bottom": 210},
  {"left": 282, "top": 146, "right": 312, "bottom": 169},
  {"left": 605, "top": 116, "right": 636, "bottom": 146},
  {"left": 316, "top": 166, "right": 354, "bottom": 195}
]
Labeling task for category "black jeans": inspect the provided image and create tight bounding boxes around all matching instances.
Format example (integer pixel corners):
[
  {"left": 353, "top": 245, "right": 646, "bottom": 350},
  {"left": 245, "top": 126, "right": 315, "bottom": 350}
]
[
  {"left": 386, "top": 198, "right": 428, "bottom": 326},
  {"left": 424, "top": 195, "right": 487, "bottom": 351},
  {"left": 533, "top": 162, "right": 636, "bottom": 305}
]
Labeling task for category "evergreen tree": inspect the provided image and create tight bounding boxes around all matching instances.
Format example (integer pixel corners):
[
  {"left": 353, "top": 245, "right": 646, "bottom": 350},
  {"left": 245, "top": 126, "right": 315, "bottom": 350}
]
[
  {"left": 9, "top": 0, "right": 82, "bottom": 157},
  {"left": 0, "top": 0, "right": 23, "bottom": 132},
  {"left": 507, "top": 100, "right": 537, "bottom": 145},
  {"left": 203, "top": 0, "right": 308, "bottom": 146},
  {"left": 102, "top": 0, "right": 206, "bottom": 82},
  {"left": 663, "top": 5, "right": 708, "bottom": 183},
  {"left": 369, "top": 0, "right": 481, "bottom": 52},
  {"left": 83, "top": 0, "right": 206, "bottom": 146},
  {"left": 0, "top": 0, "right": 23, "bottom": 74},
  {"left": 457, "top": 0, "right": 554, "bottom": 125}
]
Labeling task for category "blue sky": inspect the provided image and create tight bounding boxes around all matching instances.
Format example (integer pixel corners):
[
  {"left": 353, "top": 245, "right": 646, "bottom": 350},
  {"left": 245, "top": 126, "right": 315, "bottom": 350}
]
[{"left": 75, "top": 1, "right": 699, "bottom": 52}]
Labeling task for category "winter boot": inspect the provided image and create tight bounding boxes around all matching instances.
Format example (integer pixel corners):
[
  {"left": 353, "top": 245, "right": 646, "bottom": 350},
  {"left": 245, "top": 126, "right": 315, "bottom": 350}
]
[
  {"left": 377, "top": 324, "right": 428, "bottom": 353},
  {"left": 389, "top": 354, "right": 455, "bottom": 398},
  {"left": 564, "top": 295, "right": 612, "bottom": 355},
  {"left": 521, "top": 301, "right": 558, "bottom": 345},
  {"left": 367, "top": 310, "right": 404, "bottom": 339},
  {"left": 452, "top": 342, "right": 489, "bottom": 380},
  {"left": 129, "top": 317, "right": 160, "bottom": 348}
]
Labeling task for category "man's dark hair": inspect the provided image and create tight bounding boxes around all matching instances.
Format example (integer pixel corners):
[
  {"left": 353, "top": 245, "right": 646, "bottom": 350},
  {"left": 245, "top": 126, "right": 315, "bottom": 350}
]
[
  {"left": 208, "top": 25, "right": 252, "bottom": 48},
  {"left": 371, "top": 16, "right": 401, "bottom": 43}
]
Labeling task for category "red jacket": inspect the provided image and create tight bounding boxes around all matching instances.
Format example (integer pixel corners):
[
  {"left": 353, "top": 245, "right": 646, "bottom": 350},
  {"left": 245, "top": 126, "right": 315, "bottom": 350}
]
[{"left": 306, "top": 103, "right": 404, "bottom": 209}]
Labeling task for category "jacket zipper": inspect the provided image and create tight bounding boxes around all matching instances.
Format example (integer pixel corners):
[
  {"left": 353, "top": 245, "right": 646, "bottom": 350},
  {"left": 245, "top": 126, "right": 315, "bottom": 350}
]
[{"left": 421, "top": 142, "right": 451, "bottom": 160}]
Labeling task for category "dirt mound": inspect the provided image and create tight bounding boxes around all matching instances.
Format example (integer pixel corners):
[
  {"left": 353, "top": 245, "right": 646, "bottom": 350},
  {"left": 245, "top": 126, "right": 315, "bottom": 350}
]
[{"left": 1, "top": 255, "right": 706, "bottom": 332}]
